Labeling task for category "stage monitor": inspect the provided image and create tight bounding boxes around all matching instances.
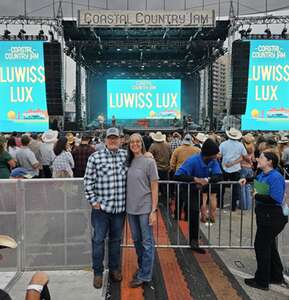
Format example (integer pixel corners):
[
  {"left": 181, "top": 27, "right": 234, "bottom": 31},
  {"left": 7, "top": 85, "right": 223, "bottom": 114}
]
[
  {"left": 107, "top": 79, "right": 181, "bottom": 120},
  {"left": 0, "top": 41, "right": 49, "bottom": 132}
]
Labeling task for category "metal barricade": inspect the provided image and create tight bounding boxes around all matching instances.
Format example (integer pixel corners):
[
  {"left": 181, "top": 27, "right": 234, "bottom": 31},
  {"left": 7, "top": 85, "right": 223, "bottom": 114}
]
[
  {"left": 123, "top": 180, "right": 256, "bottom": 249},
  {"left": 0, "top": 178, "right": 288, "bottom": 280}
]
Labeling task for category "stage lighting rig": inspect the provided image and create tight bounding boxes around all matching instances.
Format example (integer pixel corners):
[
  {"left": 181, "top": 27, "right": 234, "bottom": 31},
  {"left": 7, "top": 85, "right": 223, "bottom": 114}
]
[
  {"left": 238, "top": 28, "right": 246, "bottom": 39},
  {"left": 38, "top": 29, "right": 45, "bottom": 40},
  {"left": 264, "top": 27, "right": 272, "bottom": 38},
  {"left": 17, "top": 29, "right": 26, "bottom": 40},
  {"left": 3, "top": 29, "right": 11, "bottom": 40},
  {"left": 246, "top": 25, "right": 252, "bottom": 35},
  {"left": 281, "top": 26, "right": 287, "bottom": 39},
  {"left": 48, "top": 30, "right": 55, "bottom": 41}
]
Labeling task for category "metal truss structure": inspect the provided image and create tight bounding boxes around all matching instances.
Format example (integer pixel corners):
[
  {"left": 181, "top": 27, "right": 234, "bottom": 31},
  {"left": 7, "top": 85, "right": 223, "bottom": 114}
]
[
  {"left": 231, "top": 15, "right": 289, "bottom": 32},
  {"left": 0, "top": 16, "right": 62, "bottom": 33}
]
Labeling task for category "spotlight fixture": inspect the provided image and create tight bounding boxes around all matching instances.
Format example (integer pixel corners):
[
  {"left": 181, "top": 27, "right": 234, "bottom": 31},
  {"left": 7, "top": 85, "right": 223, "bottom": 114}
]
[
  {"left": 17, "top": 29, "right": 26, "bottom": 40},
  {"left": 38, "top": 29, "right": 45, "bottom": 40},
  {"left": 281, "top": 27, "right": 287, "bottom": 39},
  {"left": 264, "top": 27, "right": 271, "bottom": 38},
  {"left": 246, "top": 25, "right": 252, "bottom": 35},
  {"left": 238, "top": 29, "right": 246, "bottom": 39},
  {"left": 3, "top": 29, "right": 11, "bottom": 40},
  {"left": 48, "top": 30, "right": 54, "bottom": 41}
]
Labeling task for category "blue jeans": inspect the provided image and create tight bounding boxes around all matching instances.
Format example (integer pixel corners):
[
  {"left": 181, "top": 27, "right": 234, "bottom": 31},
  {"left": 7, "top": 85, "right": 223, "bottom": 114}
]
[
  {"left": 91, "top": 209, "right": 125, "bottom": 276},
  {"left": 240, "top": 167, "right": 254, "bottom": 210},
  {"left": 128, "top": 214, "right": 155, "bottom": 282}
]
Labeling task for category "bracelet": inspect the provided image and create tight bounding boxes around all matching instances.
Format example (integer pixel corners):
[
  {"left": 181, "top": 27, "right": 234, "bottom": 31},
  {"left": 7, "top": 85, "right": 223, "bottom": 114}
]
[
  {"left": 151, "top": 208, "right": 158, "bottom": 213},
  {"left": 27, "top": 284, "right": 43, "bottom": 293}
]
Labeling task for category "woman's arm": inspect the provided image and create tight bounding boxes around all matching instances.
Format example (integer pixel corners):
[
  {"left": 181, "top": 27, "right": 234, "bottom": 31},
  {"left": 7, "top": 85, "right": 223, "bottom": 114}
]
[{"left": 149, "top": 180, "right": 158, "bottom": 225}]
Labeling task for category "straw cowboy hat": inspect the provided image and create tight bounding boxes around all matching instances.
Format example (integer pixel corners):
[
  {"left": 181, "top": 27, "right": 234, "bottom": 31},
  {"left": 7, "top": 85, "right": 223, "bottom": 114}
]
[
  {"left": 243, "top": 133, "right": 255, "bottom": 144},
  {"left": 151, "top": 131, "right": 166, "bottom": 142},
  {"left": 278, "top": 136, "right": 289, "bottom": 144},
  {"left": 226, "top": 128, "right": 242, "bottom": 140},
  {"left": 42, "top": 130, "right": 58, "bottom": 143},
  {"left": 0, "top": 235, "right": 17, "bottom": 249},
  {"left": 66, "top": 132, "right": 75, "bottom": 144},
  {"left": 195, "top": 133, "right": 207, "bottom": 143}
]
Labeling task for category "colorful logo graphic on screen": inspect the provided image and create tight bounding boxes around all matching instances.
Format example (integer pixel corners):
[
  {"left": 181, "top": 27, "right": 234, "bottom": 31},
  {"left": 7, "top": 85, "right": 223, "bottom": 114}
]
[
  {"left": 242, "top": 40, "right": 289, "bottom": 131},
  {"left": 107, "top": 79, "right": 181, "bottom": 119},
  {"left": 0, "top": 41, "right": 48, "bottom": 132}
]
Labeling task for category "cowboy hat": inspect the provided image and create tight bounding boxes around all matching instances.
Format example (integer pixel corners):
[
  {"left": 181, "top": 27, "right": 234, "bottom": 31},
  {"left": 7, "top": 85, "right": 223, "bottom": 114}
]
[
  {"left": 278, "top": 136, "right": 289, "bottom": 144},
  {"left": 151, "top": 131, "right": 166, "bottom": 142},
  {"left": 243, "top": 133, "right": 255, "bottom": 144},
  {"left": 0, "top": 235, "right": 17, "bottom": 249},
  {"left": 195, "top": 133, "right": 207, "bottom": 143},
  {"left": 182, "top": 134, "right": 193, "bottom": 145},
  {"left": 42, "top": 130, "right": 58, "bottom": 143},
  {"left": 66, "top": 132, "right": 75, "bottom": 144},
  {"left": 226, "top": 128, "right": 242, "bottom": 140}
]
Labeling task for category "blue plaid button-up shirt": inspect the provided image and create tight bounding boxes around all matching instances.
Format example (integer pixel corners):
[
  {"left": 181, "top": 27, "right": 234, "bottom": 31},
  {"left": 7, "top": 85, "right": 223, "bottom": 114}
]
[{"left": 84, "top": 147, "right": 127, "bottom": 214}]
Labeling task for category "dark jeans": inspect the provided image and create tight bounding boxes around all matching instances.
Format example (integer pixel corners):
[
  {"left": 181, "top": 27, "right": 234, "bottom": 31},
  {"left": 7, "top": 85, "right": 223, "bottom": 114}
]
[
  {"left": 158, "top": 169, "right": 169, "bottom": 203},
  {"left": 40, "top": 165, "right": 52, "bottom": 178},
  {"left": 254, "top": 205, "right": 288, "bottom": 287},
  {"left": 128, "top": 214, "right": 155, "bottom": 281},
  {"left": 91, "top": 209, "right": 125, "bottom": 276},
  {"left": 222, "top": 171, "right": 241, "bottom": 211},
  {"left": 179, "top": 184, "right": 201, "bottom": 242}
]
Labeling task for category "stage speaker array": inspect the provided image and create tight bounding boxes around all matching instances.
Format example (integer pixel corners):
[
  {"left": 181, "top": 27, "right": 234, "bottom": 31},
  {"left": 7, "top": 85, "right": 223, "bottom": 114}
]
[
  {"left": 44, "top": 42, "right": 63, "bottom": 116},
  {"left": 231, "top": 40, "right": 250, "bottom": 115}
]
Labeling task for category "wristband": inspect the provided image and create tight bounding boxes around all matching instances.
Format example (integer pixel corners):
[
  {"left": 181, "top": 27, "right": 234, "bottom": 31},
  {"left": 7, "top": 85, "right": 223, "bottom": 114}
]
[
  {"left": 27, "top": 284, "right": 43, "bottom": 293},
  {"left": 151, "top": 208, "right": 158, "bottom": 213}
]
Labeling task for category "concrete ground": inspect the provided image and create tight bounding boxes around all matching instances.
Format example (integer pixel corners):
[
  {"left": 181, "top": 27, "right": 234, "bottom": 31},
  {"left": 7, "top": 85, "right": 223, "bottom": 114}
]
[{"left": 6, "top": 270, "right": 106, "bottom": 300}]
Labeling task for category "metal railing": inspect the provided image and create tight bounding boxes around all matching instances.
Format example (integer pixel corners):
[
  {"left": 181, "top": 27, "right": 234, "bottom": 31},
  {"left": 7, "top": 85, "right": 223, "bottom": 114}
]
[{"left": 0, "top": 178, "right": 288, "bottom": 276}]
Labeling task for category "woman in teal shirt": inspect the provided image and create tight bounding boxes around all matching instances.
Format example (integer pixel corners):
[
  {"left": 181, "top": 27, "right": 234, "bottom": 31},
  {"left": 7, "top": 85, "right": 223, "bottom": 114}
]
[
  {"left": 240, "top": 151, "right": 288, "bottom": 290},
  {"left": 0, "top": 136, "right": 16, "bottom": 178}
]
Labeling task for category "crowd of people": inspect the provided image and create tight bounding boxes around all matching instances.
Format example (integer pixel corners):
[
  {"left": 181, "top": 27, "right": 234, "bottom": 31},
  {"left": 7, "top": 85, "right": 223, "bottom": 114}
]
[{"left": 0, "top": 127, "right": 288, "bottom": 293}]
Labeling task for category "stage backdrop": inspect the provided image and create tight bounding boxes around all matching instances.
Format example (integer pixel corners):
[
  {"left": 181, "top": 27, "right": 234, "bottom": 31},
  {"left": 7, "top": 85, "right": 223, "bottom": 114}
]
[
  {"left": 241, "top": 40, "right": 289, "bottom": 131},
  {"left": 107, "top": 79, "right": 181, "bottom": 120},
  {"left": 0, "top": 41, "right": 48, "bottom": 132}
]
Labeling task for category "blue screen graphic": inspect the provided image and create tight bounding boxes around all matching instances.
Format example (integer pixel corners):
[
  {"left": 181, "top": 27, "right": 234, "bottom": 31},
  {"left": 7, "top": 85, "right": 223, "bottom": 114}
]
[
  {"left": 107, "top": 79, "right": 181, "bottom": 119},
  {"left": 242, "top": 40, "right": 289, "bottom": 131},
  {"left": 0, "top": 41, "right": 48, "bottom": 132}
]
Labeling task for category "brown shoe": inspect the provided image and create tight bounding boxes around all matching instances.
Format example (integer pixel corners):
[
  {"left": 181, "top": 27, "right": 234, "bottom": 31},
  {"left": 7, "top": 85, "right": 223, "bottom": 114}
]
[
  {"left": 129, "top": 278, "right": 144, "bottom": 288},
  {"left": 110, "top": 270, "right": 122, "bottom": 282},
  {"left": 93, "top": 275, "right": 103, "bottom": 289}
]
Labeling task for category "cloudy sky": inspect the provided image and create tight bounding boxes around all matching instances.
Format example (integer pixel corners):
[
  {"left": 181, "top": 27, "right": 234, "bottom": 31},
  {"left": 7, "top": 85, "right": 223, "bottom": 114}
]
[{"left": 1, "top": 0, "right": 289, "bottom": 18}]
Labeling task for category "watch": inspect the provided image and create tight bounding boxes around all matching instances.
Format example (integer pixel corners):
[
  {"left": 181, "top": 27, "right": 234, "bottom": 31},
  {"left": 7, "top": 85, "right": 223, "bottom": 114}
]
[
  {"left": 26, "top": 284, "right": 44, "bottom": 293},
  {"left": 152, "top": 208, "right": 158, "bottom": 213}
]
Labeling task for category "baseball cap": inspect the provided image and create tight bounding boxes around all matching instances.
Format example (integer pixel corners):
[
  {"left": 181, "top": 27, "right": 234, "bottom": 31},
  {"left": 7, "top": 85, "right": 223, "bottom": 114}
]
[{"left": 106, "top": 127, "right": 120, "bottom": 137}]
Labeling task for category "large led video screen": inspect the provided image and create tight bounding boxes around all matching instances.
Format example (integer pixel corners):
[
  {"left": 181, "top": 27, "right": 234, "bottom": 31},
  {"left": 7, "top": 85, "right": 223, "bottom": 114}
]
[
  {"left": 107, "top": 79, "right": 181, "bottom": 119},
  {"left": 241, "top": 40, "right": 289, "bottom": 131},
  {"left": 0, "top": 41, "right": 49, "bottom": 132}
]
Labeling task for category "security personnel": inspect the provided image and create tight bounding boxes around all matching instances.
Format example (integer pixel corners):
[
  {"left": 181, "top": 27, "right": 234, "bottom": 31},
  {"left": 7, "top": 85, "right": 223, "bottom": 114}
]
[
  {"left": 174, "top": 138, "right": 223, "bottom": 254},
  {"left": 240, "top": 150, "right": 288, "bottom": 290}
]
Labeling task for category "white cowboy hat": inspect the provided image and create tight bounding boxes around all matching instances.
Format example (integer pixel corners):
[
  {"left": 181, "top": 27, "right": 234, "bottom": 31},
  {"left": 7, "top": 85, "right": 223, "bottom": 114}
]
[
  {"left": 226, "top": 128, "right": 242, "bottom": 140},
  {"left": 182, "top": 134, "right": 193, "bottom": 145},
  {"left": 0, "top": 235, "right": 17, "bottom": 249},
  {"left": 278, "top": 136, "right": 289, "bottom": 144},
  {"left": 42, "top": 130, "right": 58, "bottom": 143},
  {"left": 195, "top": 133, "right": 207, "bottom": 143},
  {"left": 151, "top": 131, "right": 166, "bottom": 142}
]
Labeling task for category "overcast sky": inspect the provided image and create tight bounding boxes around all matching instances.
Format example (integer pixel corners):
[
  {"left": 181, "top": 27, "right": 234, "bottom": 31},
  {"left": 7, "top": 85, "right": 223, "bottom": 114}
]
[{"left": 1, "top": 0, "right": 289, "bottom": 18}]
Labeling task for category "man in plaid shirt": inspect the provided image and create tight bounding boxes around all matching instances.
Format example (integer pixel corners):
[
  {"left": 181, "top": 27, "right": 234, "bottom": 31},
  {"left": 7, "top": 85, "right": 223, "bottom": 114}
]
[{"left": 84, "top": 127, "right": 127, "bottom": 289}]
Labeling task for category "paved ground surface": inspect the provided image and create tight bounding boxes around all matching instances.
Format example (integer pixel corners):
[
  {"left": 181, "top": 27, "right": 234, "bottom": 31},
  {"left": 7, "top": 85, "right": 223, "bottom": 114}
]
[{"left": 2, "top": 191, "right": 289, "bottom": 300}]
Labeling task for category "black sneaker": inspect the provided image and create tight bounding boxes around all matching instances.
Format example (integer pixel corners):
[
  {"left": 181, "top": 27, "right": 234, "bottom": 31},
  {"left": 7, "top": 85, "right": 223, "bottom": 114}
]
[
  {"left": 190, "top": 240, "right": 206, "bottom": 254},
  {"left": 244, "top": 278, "right": 269, "bottom": 291}
]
